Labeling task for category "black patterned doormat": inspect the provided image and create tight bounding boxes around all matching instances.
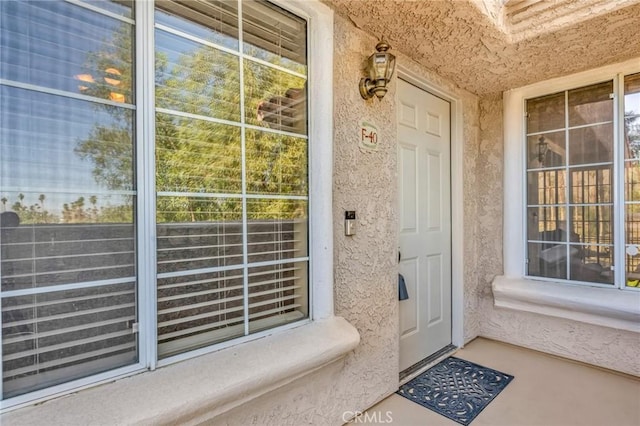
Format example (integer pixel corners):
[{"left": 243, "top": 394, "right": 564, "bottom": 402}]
[{"left": 397, "top": 357, "right": 514, "bottom": 425}]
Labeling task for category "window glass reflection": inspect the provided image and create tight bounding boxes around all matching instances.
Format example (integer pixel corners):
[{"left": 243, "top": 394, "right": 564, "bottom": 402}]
[
  {"left": 569, "top": 244, "right": 613, "bottom": 284},
  {"left": 569, "top": 167, "right": 612, "bottom": 204},
  {"left": 568, "top": 81, "right": 613, "bottom": 127},
  {"left": 526, "top": 170, "right": 567, "bottom": 205},
  {"left": 527, "top": 242, "right": 568, "bottom": 280},
  {"left": 245, "top": 130, "right": 308, "bottom": 195},
  {"left": 0, "top": 1, "right": 134, "bottom": 103},
  {"left": 526, "top": 131, "right": 565, "bottom": 169},
  {"left": 84, "top": 0, "right": 134, "bottom": 18},
  {"left": 1, "top": 86, "right": 134, "bottom": 193},
  {"left": 624, "top": 74, "right": 640, "bottom": 286},
  {"left": 242, "top": 0, "right": 307, "bottom": 73},
  {"left": 155, "top": 113, "right": 242, "bottom": 194},
  {"left": 155, "top": 29, "right": 240, "bottom": 121},
  {"left": 155, "top": 1, "right": 239, "bottom": 50},
  {"left": 624, "top": 74, "right": 640, "bottom": 160},
  {"left": 244, "top": 61, "right": 307, "bottom": 134},
  {"left": 526, "top": 207, "right": 567, "bottom": 242},
  {"left": 526, "top": 92, "right": 565, "bottom": 134},
  {"left": 569, "top": 123, "right": 613, "bottom": 166}
]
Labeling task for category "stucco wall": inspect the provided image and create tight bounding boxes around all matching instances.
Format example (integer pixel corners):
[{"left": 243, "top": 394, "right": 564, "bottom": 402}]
[
  {"left": 326, "top": 0, "right": 640, "bottom": 96},
  {"left": 476, "top": 93, "right": 640, "bottom": 377},
  {"left": 473, "top": 93, "right": 505, "bottom": 338}
]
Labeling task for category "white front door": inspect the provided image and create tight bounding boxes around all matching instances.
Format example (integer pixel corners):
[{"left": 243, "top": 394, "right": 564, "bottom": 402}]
[{"left": 397, "top": 79, "right": 452, "bottom": 371}]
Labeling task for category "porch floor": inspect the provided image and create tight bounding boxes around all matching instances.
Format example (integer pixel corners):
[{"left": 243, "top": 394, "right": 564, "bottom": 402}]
[{"left": 364, "top": 337, "right": 640, "bottom": 426}]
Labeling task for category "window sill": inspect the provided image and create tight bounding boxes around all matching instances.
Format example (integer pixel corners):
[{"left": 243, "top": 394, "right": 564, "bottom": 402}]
[
  {"left": 492, "top": 276, "right": 640, "bottom": 333},
  {"left": 1, "top": 316, "right": 360, "bottom": 424}
]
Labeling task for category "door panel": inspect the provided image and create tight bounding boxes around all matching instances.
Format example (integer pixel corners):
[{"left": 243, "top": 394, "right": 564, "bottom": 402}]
[
  {"left": 398, "top": 79, "right": 452, "bottom": 371},
  {"left": 427, "top": 253, "right": 443, "bottom": 325},
  {"left": 427, "top": 151, "right": 442, "bottom": 230},
  {"left": 400, "top": 145, "right": 418, "bottom": 232}
]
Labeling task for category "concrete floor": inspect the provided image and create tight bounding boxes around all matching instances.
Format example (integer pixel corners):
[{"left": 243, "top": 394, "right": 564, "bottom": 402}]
[{"left": 363, "top": 338, "right": 640, "bottom": 426}]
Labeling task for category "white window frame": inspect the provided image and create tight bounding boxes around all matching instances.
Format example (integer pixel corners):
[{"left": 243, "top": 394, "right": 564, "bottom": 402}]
[
  {"left": 504, "top": 58, "right": 640, "bottom": 290},
  {"left": 0, "top": 0, "right": 335, "bottom": 412},
  {"left": 496, "top": 58, "right": 640, "bottom": 333}
]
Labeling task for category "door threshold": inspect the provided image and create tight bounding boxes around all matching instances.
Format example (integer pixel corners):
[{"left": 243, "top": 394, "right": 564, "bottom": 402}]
[{"left": 399, "top": 344, "right": 457, "bottom": 385}]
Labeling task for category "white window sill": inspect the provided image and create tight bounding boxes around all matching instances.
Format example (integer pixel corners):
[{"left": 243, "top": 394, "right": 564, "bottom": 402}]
[
  {"left": 492, "top": 276, "right": 640, "bottom": 333},
  {"left": 1, "top": 316, "right": 360, "bottom": 424}
]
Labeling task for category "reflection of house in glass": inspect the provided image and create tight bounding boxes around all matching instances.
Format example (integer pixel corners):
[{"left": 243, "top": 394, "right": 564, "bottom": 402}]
[
  {"left": 525, "top": 75, "right": 640, "bottom": 284},
  {"left": 526, "top": 81, "right": 615, "bottom": 284},
  {"left": 257, "top": 86, "right": 307, "bottom": 134}
]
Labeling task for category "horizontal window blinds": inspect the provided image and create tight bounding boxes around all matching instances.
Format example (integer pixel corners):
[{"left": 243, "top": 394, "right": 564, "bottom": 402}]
[
  {"left": 0, "top": 176, "right": 138, "bottom": 397},
  {"left": 0, "top": 0, "right": 138, "bottom": 399},
  {"left": 154, "top": 0, "right": 309, "bottom": 359},
  {"left": 155, "top": 219, "right": 308, "bottom": 357},
  {"left": 156, "top": 0, "right": 306, "bottom": 67}
]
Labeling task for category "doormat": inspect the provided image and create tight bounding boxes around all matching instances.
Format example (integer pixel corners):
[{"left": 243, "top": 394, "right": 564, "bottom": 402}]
[{"left": 397, "top": 356, "right": 514, "bottom": 425}]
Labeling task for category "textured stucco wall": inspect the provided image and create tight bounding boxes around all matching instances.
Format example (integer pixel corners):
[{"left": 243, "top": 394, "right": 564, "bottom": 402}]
[
  {"left": 330, "top": 12, "right": 400, "bottom": 414},
  {"left": 481, "top": 303, "right": 640, "bottom": 377},
  {"left": 470, "top": 93, "right": 504, "bottom": 339},
  {"left": 475, "top": 93, "right": 640, "bottom": 377},
  {"left": 325, "top": 0, "right": 640, "bottom": 96}
]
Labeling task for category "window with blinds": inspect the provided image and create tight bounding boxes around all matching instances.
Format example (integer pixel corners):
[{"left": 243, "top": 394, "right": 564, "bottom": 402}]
[
  {"left": 0, "top": 0, "right": 137, "bottom": 399},
  {"left": 154, "top": 0, "right": 309, "bottom": 359},
  {"left": 1, "top": 0, "right": 309, "bottom": 402}
]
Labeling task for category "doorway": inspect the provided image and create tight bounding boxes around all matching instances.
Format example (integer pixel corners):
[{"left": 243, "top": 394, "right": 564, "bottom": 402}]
[{"left": 397, "top": 78, "right": 452, "bottom": 372}]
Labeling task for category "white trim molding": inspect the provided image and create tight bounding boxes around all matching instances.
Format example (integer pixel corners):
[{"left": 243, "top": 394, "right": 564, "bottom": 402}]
[
  {"left": 493, "top": 276, "right": 640, "bottom": 332},
  {"left": 396, "top": 66, "right": 465, "bottom": 349},
  {"left": 298, "top": 0, "right": 335, "bottom": 320}
]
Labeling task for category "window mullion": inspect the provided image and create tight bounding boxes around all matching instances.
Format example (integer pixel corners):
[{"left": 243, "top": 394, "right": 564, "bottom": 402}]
[
  {"left": 237, "top": 0, "right": 250, "bottom": 337},
  {"left": 614, "top": 73, "right": 626, "bottom": 289},
  {"left": 136, "top": 0, "right": 158, "bottom": 369},
  {"left": 0, "top": 133, "right": 3, "bottom": 401},
  {"left": 565, "top": 90, "right": 571, "bottom": 280}
]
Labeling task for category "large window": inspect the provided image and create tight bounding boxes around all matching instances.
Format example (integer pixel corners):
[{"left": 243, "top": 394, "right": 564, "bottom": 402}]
[
  {"left": 525, "top": 73, "right": 640, "bottom": 289},
  {"left": 1, "top": 0, "right": 310, "bottom": 404}
]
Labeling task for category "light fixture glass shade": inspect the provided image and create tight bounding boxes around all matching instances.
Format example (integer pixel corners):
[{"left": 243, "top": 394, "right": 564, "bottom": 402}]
[
  {"left": 370, "top": 53, "right": 389, "bottom": 80},
  {"left": 360, "top": 39, "right": 396, "bottom": 100},
  {"left": 385, "top": 54, "right": 396, "bottom": 80}
]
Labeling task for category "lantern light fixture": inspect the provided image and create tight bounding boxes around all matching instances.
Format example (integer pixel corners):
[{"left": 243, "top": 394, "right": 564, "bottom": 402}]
[
  {"left": 537, "top": 135, "right": 548, "bottom": 165},
  {"left": 359, "top": 39, "right": 396, "bottom": 100}
]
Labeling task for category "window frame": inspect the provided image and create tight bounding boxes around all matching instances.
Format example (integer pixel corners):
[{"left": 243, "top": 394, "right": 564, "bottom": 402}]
[
  {"left": 503, "top": 57, "right": 640, "bottom": 292},
  {"left": 524, "top": 80, "right": 616, "bottom": 288},
  {"left": 0, "top": 0, "right": 334, "bottom": 411}
]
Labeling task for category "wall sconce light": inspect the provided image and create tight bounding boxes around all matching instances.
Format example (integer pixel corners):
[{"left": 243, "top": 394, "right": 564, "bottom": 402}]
[
  {"left": 537, "top": 135, "right": 548, "bottom": 165},
  {"left": 359, "top": 39, "right": 396, "bottom": 100}
]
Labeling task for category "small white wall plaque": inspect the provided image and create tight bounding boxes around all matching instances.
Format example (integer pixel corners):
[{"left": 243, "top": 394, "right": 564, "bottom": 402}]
[{"left": 359, "top": 120, "right": 379, "bottom": 152}]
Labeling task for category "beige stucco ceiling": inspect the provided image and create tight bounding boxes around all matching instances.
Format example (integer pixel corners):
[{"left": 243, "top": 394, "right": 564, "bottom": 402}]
[{"left": 324, "top": 0, "right": 640, "bottom": 95}]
